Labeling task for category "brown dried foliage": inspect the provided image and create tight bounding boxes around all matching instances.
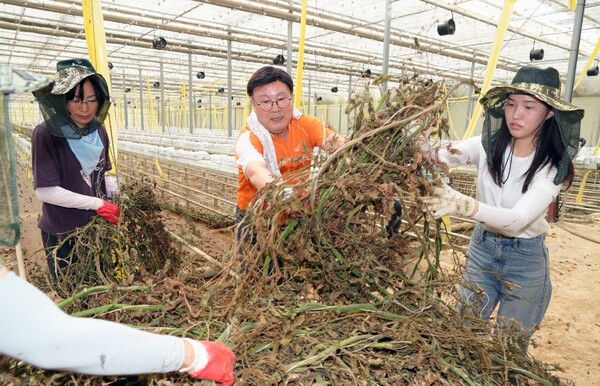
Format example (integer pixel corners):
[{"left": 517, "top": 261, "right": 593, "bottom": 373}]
[{"left": 1, "top": 76, "right": 566, "bottom": 385}]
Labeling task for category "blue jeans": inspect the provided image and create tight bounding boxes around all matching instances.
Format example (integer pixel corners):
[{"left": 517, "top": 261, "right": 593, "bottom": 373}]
[{"left": 458, "top": 224, "right": 552, "bottom": 351}]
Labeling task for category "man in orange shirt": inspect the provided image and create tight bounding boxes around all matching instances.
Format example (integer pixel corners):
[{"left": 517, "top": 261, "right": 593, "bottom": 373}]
[
  {"left": 234, "top": 66, "right": 402, "bottom": 252},
  {"left": 235, "top": 66, "right": 345, "bottom": 215}
]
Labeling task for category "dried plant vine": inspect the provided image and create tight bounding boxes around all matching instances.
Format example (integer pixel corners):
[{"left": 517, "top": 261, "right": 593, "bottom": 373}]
[
  {"left": 43, "top": 179, "right": 183, "bottom": 298},
  {"left": 1, "top": 76, "right": 567, "bottom": 385},
  {"left": 221, "top": 75, "right": 565, "bottom": 385}
]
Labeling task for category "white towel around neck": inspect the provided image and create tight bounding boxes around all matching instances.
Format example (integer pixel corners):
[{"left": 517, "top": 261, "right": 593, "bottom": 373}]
[{"left": 246, "top": 107, "right": 303, "bottom": 178}]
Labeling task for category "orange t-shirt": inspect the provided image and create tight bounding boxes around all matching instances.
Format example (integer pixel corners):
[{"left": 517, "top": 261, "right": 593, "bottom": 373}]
[{"left": 235, "top": 114, "right": 334, "bottom": 210}]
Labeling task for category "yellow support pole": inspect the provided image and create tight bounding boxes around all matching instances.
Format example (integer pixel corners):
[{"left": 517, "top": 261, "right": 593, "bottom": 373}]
[
  {"left": 574, "top": 38, "right": 600, "bottom": 91},
  {"left": 294, "top": 0, "right": 308, "bottom": 109},
  {"left": 463, "top": 0, "right": 516, "bottom": 140},
  {"left": 82, "top": 0, "right": 117, "bottom": 168},
  {"left": 569, "top": 0, "right": 576, "bottom": 11},
  {"left": 179, "top": 81, "right": 187, "bottom": 129},
  {"left": 243, "top": 93, "right": 249, "bottom": 122},
  {"left": 575, "top": 170, "right": 592, "bottom": 204},
  {"left": 145, "top": 77, "right": 159, "bottom": 131},
  {"left": 154, "top": 159, "right": 164, "bottom": 178}
]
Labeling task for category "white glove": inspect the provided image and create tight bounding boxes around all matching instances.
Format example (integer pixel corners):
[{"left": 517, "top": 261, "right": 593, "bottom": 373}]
[
  {"left": 407, "top": 119, "right": 437, "bottom": 161},
  {"left": 422, "top": 182, "right": 478, "bottom": 218}
]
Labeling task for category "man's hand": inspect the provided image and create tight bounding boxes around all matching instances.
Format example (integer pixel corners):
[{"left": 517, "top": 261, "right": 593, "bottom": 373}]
[
  {"left": 422, "top": 182, "right": 478, "bottom": 218},
  {"left": 181, "top": 339, "right": 236, "bottom": 385},
  {"left": 321, "top": 132, "right": 347, "bottom": 153},
  {"left": 95, "top": 201, "right": 120, "bottom": 225}
]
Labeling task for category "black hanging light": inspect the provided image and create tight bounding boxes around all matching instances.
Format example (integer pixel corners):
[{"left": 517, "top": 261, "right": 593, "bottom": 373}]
[
  {"left": 530, "top": 41, "right": 544, "bottom": 61},
  {"left": 587, "top": 63, "right": 599, "bottom": 76},
  {"left": 361, "top": 69, "right": 372, "bottom": 78},
  {"left": 125, "top": 87, "right": 131, "bottom": 93},
  {"left": 152, "top": 36, "right": 167, "bottom": 50},
  {"left": 331, "top": 86, "right": 338, "bottom": 93},
  {"left": 530, "top": 48, "right": 544, "bottom": 61},
  {"left": 316, "top": 96, "right": 323, "bottom": 101},
  {"left": 217, "top": 87, "right": 225, "bottom": 93},
  {"left": 197, "top": 71, "right": 206, "bottom": 79},
  {"left": 273, "top": 54, "right": 285, "bottom": 65},
  {"left": 437, "top": 15, "right": 456, "bottom": 36},
  {"left": 197, "top": 98, "right": 202, "bottom": 104},
  {"left": 108, "top": 62, "right": 114, "bottom": 70},
  {"left": 153, "top": 81, "right": 160, "bottom": 88}
]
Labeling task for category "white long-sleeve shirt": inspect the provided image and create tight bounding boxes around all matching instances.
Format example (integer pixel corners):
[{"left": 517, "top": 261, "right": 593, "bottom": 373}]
[
  {"left": 437, "top": 136, "right": 561, "bottom": 238},
  {"left": 0, "top": 266, "right": 184, "bottom": 375}
]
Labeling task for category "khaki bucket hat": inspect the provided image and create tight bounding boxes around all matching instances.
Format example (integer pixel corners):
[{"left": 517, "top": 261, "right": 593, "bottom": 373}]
[
  {"left": 51, "top": 58, "right": 108, "bottom": 95},
  {"left": 33, "top": 59, "right": 111, "bottom": 138}
]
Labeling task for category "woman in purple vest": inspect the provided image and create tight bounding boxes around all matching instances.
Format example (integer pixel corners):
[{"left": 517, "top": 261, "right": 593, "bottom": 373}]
[{"left": 32, "top": 59, "right": 120, "bottom": 278}]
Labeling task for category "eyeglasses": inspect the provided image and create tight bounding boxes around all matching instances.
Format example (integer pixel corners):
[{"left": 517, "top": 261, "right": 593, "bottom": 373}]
[
  {"left": 67, "top": 99, "right": 99, "bottom": 107},
  {"left": 253, "top": 96, "right": 292, "bottom": 111}
]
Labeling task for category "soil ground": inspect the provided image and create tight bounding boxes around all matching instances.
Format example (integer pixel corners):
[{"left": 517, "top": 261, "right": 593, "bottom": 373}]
[{"left": 3, "top": 172, "right": 599, "bottom": 386}]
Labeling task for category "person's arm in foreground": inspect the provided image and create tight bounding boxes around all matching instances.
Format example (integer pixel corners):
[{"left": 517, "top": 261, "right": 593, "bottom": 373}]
[{"left": 0, "top": 267, "right": 235, "bottom": 385}]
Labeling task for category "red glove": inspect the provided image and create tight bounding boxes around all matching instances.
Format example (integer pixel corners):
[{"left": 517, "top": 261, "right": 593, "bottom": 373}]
[
  {"left": 182, "top": 339, "right": 236, "bottom": 385},
  {"left": 95, "top": 201, "right": 120, "bottom": 225}
]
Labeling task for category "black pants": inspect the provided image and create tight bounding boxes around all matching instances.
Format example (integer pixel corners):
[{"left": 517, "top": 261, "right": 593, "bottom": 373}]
[
  {"left": 235, "top": 210, "right": 284, "bottom": 276},
  {"left": 41, "top": 231, "right": 77, "bottom": 279}
]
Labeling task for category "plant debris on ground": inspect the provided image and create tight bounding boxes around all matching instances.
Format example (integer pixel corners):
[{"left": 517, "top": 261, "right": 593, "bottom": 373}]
[{"left": 1, "top": 75, "right": 568, "bottom": 386}]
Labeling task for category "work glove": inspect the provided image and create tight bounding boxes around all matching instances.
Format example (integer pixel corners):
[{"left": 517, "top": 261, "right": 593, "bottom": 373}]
[
  {"left": 180, "top": 339, "right": 236, "bottom": 385},
  {"left": 95, "top": 201, "right": 120, "bottom": 225},
  {"left": 422, "top": 182, "right": 478, "bottom": 218},
  {"left": 407, "top": 119, "right": 440, "bottom": 164},
  {"left": 281, "top": 187, "right": 294, "bottom": 199},
  {"left": 279, "top": 186, "right": 308, "bottom": 202}
]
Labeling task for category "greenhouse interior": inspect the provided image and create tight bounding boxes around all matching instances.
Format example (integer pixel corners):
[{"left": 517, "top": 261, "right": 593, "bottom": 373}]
[{"left": 2, "top": 0, "right": 600, "bottom": 385}]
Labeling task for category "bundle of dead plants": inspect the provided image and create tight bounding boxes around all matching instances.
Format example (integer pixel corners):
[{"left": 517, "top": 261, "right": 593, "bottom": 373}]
[
  {"left": 211, "top": 75, "right": 565, "bottom": 385},
  {"left": 3, "top": 76, "right": 568, "bottom": 385},
  {"left": 45, "top": 179, "right": 184, "bottom": 298}
]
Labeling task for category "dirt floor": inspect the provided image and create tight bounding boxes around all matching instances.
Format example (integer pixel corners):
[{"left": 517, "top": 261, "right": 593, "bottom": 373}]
[{"left": 3, "top": 172, "right": 600, "bottom": 385}]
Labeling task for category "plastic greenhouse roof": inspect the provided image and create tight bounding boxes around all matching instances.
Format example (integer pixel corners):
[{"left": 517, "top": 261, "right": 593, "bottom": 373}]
[{"left": 1, "top": 0, "right": 600, "bottom": 102}]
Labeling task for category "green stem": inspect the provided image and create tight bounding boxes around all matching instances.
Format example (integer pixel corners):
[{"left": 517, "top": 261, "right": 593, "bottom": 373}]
[
  {"left": 438, "top": 357, "right": 476, "bottom": 386},
  {"left": 489, "top": 355, "right": 552, "bottom": 386},
  {"left": 276, "top": 219, "right": 298, "bottom": 247},
  {"left": 284, "top": 335, "right": 365, "bottom": 373},
  {"left": 57, "top": 285, "right": 151, "bottom": 310},
  {"left": 71, "top": 303, "right": 163, "bottom": 318}
]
